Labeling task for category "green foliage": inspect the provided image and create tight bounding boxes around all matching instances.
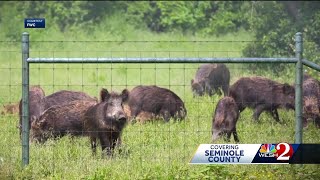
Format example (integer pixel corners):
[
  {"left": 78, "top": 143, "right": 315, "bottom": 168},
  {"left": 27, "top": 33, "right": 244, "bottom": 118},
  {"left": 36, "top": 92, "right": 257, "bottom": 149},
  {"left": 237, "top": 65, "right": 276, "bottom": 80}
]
[
  {"left": 243, "top": 1, "right": 320, "bottom": 75},
  {"left": 125, "top": 1, "right": 250, "bottom": 35}
]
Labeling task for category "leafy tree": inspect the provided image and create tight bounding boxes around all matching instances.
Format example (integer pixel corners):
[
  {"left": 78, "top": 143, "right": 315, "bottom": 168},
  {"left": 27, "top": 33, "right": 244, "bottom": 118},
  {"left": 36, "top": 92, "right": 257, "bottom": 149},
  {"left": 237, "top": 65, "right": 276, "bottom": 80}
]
[{"left": 243, "top": 1, "right": 320, "bottom": 76}]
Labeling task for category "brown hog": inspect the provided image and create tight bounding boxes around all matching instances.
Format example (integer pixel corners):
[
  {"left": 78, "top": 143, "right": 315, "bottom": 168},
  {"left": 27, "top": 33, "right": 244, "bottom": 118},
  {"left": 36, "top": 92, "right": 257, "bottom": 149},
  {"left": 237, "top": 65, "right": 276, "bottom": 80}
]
[
  {"left": 1, "top": 103, "right": 19, "bottom": 115},
  {"left": 19, "top": 86, "right": 45, "bottom": 136},
  {"left": 303, "top": 73, "right": 320, "bottom": 128},
  {"left": 229, "top": 76, "right": 295, "bottom": 122},
  {"left": 191, "top": 64, "right": 230, "bottom": 97},
  {"left": 127, "top": 85, "right": 187, "bottom": 122},
  {"left": 30, "top": 100, "right": 97, "bottom": 143},
  {"left": 83, "top": 88, "right": 129, "bottom": 156},
  {"left": 123, "top": 104, "right": 156, "bottom": 124},
  {"left": 212, "top": 97, "right": 240, "bottom": 142}
]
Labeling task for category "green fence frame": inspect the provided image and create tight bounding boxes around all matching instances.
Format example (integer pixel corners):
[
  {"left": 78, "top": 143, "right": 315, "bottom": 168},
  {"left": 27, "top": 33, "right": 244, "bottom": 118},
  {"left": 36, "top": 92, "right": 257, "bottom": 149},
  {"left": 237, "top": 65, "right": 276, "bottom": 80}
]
[{"left": 21, "top": 32, "right": 320, "bottom": 167}]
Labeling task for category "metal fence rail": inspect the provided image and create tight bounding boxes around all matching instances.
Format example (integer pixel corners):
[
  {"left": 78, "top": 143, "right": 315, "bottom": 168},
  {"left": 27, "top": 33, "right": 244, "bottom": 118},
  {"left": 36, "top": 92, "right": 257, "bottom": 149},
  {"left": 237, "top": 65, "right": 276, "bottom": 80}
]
[
  {"left": 27, "top": 57, "right": 298, "bottom": 64},
  {"left": 21, "top": 32, "right": 319, "bottom": 167}
]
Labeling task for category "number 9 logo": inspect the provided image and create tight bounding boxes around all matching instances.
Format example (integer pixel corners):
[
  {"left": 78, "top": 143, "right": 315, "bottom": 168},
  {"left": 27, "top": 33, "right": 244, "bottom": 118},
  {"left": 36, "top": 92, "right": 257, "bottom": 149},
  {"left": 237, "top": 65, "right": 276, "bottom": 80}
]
[{"left": 276, "top": 143, "right": 294, "bottom": 161}]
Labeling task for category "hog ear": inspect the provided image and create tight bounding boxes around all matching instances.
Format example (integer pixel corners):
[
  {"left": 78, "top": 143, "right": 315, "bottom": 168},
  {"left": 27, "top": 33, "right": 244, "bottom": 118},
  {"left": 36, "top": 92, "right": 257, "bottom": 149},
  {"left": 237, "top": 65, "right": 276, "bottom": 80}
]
[
  {"left": 191, "top": 79, "right": 194, "bottom": 85},
  {"left": 121, "top": 89, "right": 129, "bottom": 102},
  {"left": 31, "top": 115, "right": 37, "bottom": 123},
  {"left": 100, "top": 88, "right": 110, "bottom": 102},
  {"left": 283, "top": 83, "right": 294, "bottom": 94}
]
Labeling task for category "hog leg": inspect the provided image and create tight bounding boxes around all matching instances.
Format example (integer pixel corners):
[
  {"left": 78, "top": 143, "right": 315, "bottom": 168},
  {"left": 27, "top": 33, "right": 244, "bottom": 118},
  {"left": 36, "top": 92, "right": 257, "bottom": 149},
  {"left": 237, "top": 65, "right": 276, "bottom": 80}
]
[
  {"left": 315, "top": 116, "right": 320, "bottom": 128},
  {"left": 216, "top": 86, "right": 223, "bottom": 96},
  {"left": 111, "top": 133, "right": 120, "bottom": 150},
  {"left": 222, "top": 84, "right": 229, "bottom": 97},
  {"left": 271, "top": 108, "right": 281, "bottom": 122},
  {"left": 129, "top": 106, "right": 141, "bottom": 122},
  {"left": 225, "top": 132, "right": 232, "bottom": 142},
  {"left": 115, "top": 135, "right": 123, "bottom": 154},
  {"left": 99, "top": 132, "right": 112, "bottom": 157},
  {"left": 90, "top": 136, "right": 97, "bottom": 155},
  {"left": 232, "top": 128, "right": 240, "bottom": 143},
  {"left": 204, "top": 81, "right": 212, "bottom": 96},
  {"left": 253, "top": 105, "right": 265, "bottom": 121},
  {"left": 302, "top": 117, "right": 308, "bottom": 128}
]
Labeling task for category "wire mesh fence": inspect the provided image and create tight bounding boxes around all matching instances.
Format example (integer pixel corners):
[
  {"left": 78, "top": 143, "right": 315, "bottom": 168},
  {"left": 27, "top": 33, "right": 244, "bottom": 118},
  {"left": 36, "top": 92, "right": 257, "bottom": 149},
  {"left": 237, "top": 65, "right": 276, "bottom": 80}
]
[{"left": 1, "top": 35, "right": 319, "bottom": 177}]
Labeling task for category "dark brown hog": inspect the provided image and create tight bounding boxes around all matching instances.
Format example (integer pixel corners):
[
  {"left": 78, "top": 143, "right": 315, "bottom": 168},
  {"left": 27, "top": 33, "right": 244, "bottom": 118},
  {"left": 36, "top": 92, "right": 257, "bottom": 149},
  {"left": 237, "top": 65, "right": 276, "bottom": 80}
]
[
  {"left": 19, "top": 85, "right": 45, "bottom": 137},
  {"left": 30, "top": 100, "right": 97, "bottom": 143},
  {"left": 191, "top": 64, "right": 230, "bottom": 97},
  {"left": 127, "top": 85, "right": 187, "bottom": 122},
  {"left": 303, "top": 73, "right": 320, "bottom": 128},
  {"left": 19, "top": 88, "right": 96, "bottom": 138},
  {"left": 212, "top": 97, "right": 240, "bottom": 142},
  {"left": 229, "top": 76, "right": 295, "bottom": 122},
  {"left": 83, "top": 88, "right": 129, "bottom": 156},
  {"left": 42, "top": 90, "right": 96, "bottom": 110}
]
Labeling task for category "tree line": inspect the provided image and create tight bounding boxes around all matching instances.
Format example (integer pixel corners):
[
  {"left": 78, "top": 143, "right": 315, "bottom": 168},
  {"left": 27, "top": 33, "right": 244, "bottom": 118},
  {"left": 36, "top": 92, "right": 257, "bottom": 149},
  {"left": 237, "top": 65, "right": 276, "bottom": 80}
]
[{"left": 1, "top": 1, "right": 319, "bottom": 73}]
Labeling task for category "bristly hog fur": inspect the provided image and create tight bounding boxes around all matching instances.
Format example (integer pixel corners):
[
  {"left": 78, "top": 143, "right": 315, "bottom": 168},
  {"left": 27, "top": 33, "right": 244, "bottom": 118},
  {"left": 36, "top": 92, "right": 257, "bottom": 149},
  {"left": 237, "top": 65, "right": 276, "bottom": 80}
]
[
  {"left": 30, "top": 100, "right": 97, "bottom": 143},
  {"left": 83, "top": 88, "right": 129, "bottom": 157}
]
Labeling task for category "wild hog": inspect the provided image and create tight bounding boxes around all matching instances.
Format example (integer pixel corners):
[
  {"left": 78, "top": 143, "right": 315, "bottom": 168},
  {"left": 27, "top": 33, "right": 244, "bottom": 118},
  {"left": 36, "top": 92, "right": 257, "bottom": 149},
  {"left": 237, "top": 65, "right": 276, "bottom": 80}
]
[
  {"left": 123, "top": 104, "right": 156, "bottom": 124},
  {"left": 127, "top": 85, "right": 187, "bottom": 122},
  {"left": 212, "top": 97, "right": 240, "bottom": 142},
  {"left": 229, "top": 76, "right": 295, "bottom": 122},
  {"left": 19, "top": 88, "right": 96, "bottom": 138},
  {"left": 19, "top": 85, "right": 45, "bottom": 136},
  {"left": 83, "top": 88, "right": 129, "bottom": 156},
  {"left": 31, "top": 100, "right": 97, "bottom": 143},
  {"left": 1, "top": 103, "right": 19, "bottom": 115},
  {"left": 303, "top": 73, "right": 320, "bottom": 128},
  {"left": 191, "top": 64, "right": 230, "bottom": 97},
  {"left": 42, "top": 90, "right": 96, "bottom": 110}
]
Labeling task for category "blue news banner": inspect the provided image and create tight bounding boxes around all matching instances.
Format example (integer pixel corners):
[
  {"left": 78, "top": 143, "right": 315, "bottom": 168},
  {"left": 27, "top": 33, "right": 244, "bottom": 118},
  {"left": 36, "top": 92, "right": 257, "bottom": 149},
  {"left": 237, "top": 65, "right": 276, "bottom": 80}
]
[
  {"left": 190, "top": 143, "right": 320, "bottom": 164},
  {"left": 24, "top": 18, "right": 45, "bottom": 28}
]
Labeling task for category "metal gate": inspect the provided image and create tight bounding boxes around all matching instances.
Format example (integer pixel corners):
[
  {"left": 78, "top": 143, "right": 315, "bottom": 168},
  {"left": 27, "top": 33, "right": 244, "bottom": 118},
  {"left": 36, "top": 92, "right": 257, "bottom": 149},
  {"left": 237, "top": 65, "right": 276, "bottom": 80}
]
[{"left": 21, "top": 32, "right": 320, "bottom": 167}]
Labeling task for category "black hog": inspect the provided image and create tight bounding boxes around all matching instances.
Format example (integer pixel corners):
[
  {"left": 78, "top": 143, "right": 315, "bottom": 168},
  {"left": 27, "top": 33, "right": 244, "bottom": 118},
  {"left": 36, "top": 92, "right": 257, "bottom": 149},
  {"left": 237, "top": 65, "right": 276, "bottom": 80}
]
[
  {"left": 229, "top": 76, "right": 295, "bottom": 122},
  {"left": 191, "top": 64, "right": 230, "bottom": 97},
  {"left": 303, "top": 73, "right": 320, "bottom": 128},
  {"left": 83, "top": 88, "right": 129, "bottom": 156},
  {"left": 212, "top": 97, "right": 240, "bottom": 142},
  {"left": 127, "top": 85, "right": 187, "bottom": 122},
  {"left": 19, "top": 85, "right": 45, "bottom": 137},
  {"left": 30, "top": 100, "right": 97, "bottom": 143}
]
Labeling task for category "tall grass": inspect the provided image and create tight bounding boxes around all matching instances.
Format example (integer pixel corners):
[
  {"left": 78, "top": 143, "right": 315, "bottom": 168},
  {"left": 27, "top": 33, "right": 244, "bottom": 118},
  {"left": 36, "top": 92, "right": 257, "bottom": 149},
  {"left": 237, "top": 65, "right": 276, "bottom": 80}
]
[{"left": 0, "top": 19, "right": 319, "bottom": 179}]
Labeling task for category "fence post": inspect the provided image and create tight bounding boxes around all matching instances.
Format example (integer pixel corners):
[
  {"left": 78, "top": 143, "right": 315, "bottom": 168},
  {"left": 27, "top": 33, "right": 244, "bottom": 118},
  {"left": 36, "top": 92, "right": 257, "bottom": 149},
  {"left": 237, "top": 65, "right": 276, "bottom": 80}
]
[
  {"left": 22, "top": 32, "right": 30, "bottom": 167},
  {"left": 294, "top": 32, "right": 303, "bottom": 144}
]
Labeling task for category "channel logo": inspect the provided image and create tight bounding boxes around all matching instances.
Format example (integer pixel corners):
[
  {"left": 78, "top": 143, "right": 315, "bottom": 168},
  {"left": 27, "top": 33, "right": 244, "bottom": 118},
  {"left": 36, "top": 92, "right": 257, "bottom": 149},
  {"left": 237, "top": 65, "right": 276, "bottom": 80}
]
[
  {"left": 258, "top": 143, "right": 294, "bottom": 160},
  {"left": 258, "top": 144, "right": 277, "bottom": 157}
]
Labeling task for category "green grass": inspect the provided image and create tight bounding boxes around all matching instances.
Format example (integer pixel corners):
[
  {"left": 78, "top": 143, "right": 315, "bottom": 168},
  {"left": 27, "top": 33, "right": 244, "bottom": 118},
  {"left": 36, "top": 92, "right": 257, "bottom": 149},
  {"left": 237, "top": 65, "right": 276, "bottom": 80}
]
[{"left": 0, "top": 27, "right": 319, "bottom": 179}]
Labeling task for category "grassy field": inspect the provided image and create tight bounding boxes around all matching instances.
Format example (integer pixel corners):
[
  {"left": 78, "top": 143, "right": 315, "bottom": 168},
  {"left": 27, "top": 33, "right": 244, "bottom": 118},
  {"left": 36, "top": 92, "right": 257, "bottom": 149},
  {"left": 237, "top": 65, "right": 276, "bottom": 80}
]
[{"left": 0, "top": 29, "right": 320, "bottom": 179}]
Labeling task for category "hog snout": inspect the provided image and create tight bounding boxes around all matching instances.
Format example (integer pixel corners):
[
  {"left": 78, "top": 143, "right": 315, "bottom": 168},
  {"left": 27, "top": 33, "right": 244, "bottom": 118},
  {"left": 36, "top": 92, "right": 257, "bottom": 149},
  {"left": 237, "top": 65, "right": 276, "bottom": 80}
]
[
  {"left": 109, "top": 111, "right": 127, "bottom": 122},
  {"left": 212, "top": 131, "right": 221, "bottom": 143},
  {"left": 117, "top": 113, "right": 127, "bottom": 122}
]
